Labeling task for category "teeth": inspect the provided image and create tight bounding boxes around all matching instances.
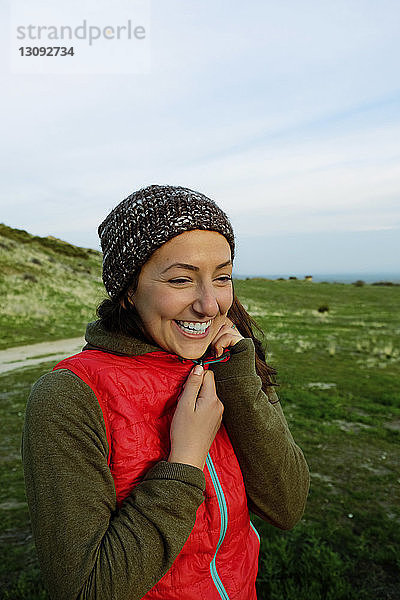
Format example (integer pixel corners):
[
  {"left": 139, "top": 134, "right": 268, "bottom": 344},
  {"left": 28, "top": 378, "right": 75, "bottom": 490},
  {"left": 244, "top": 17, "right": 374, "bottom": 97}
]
[{"left": 176, "top": 320, "right": 211, "bottom": 334}]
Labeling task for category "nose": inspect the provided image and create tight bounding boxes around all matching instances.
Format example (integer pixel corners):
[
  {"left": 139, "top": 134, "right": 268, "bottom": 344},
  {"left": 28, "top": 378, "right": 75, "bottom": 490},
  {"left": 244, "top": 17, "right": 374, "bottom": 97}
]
[{"left": 192, "top": 282, "right": 219, "bottom": 318}]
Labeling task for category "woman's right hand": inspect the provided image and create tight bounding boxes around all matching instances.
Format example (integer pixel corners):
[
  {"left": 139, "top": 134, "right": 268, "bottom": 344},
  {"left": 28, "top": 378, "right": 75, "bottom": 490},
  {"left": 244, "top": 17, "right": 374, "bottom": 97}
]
[{"left": 168, "top": 365, "right": 224, "bottom": 470}]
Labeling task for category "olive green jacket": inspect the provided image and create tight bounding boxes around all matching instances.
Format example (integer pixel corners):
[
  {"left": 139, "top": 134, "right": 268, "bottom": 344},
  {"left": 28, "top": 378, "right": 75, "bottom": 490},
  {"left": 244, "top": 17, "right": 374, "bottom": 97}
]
[{"left": 22, "top": 321, "right": 309, "bottom": 600}]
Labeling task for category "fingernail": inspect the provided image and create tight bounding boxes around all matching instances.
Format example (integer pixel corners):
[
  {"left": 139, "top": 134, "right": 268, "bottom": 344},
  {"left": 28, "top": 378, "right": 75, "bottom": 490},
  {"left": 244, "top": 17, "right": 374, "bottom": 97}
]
[{"left": 194, "top": 364, "right": 204, "bottom": 375}]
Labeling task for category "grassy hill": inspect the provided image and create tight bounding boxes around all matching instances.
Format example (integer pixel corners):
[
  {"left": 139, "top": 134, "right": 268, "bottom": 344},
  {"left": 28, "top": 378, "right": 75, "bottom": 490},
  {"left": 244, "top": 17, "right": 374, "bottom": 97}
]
[
  {"left": 0, "top": 225, "right": 399, "bottom": 599},
  {"left": 0, "top": 224, "right": 104, "bottom": 349}
]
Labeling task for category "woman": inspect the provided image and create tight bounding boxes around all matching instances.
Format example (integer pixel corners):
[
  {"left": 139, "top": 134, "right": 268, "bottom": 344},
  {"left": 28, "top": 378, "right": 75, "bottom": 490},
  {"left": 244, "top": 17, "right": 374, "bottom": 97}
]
[{"left": 22, "top": 184, "right": 309, "bottom": 600}]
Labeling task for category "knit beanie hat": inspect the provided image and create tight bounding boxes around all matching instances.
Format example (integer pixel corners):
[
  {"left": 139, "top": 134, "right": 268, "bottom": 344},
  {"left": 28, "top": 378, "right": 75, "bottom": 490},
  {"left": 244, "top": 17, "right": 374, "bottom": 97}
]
[{"left": 98, "top": 184, "right": 235, "bottom": 299}]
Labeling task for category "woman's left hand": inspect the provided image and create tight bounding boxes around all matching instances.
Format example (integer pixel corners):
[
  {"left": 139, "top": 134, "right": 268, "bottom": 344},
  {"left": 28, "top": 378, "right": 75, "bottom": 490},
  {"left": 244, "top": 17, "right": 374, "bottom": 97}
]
[{"left": 211, "top": 317, "right": 244, "bottom": 358}]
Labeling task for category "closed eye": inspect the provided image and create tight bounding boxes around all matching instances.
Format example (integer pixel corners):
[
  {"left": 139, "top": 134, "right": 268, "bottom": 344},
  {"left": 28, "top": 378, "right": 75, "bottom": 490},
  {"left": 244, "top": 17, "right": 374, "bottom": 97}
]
[
  {"left": 168, "top": 278, "right": 191, "bottom": 284},
  {"left": 168, "top": 276, "right": 232, "bottom": 285},
  {"left": 168, "top": 275, "right": 232, "bottom": 285}
]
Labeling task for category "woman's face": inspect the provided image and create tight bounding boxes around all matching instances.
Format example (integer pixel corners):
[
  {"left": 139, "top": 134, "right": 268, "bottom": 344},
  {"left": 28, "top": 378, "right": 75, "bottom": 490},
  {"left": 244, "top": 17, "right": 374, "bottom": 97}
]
[{"left": 131, "top": 229, "right": 233, "bottom": 359}]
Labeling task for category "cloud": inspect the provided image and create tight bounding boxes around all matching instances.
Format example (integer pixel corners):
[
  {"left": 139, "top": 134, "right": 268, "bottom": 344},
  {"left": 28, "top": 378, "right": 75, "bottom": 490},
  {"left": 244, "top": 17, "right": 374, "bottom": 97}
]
[{"left": 1, "top": 0, "right": 400, "bottom": 273}]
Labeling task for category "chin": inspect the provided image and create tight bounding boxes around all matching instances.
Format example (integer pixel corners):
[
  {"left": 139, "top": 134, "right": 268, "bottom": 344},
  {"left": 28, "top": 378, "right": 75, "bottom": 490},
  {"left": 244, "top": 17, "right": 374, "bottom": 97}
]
[
  {"left": 178, "top": 343, "right": 210, "bottom": 361},
  {"left": 164, "top": 321, "right": 215, "bottom": 359}
]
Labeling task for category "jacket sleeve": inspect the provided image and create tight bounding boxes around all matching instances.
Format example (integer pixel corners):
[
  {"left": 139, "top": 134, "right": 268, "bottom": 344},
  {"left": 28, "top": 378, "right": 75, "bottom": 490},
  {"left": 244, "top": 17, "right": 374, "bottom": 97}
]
[
  {"left": 210, "top": 338, "right": 310, "bottom": 530},
  {"left": 22, "top": 369, "right": 206, "bottom": 600}
]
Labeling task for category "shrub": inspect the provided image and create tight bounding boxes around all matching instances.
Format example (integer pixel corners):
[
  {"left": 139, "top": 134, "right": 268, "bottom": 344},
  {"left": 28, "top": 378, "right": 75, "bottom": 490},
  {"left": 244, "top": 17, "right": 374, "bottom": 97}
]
[
  {"left": 0, "top": 223, "right": 32, "bottom": 244},
  {"left": 353, "top": 280, "right": 365, "bottom": 287},
  {"left": 22, "top": 273, "right": 38, "bottom": 283},
  {"left": 318, "top": 304, "right": 329, "bottom": 313},
  {"left": 34, "top": 236, "right": 88, "bottom": 259}
]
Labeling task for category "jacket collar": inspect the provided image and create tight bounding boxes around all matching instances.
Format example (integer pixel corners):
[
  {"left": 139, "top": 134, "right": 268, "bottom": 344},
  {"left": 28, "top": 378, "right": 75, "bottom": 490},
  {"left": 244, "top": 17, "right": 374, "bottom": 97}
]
[{"left": 84, "top": 320, "right": 160, "bottom": 357}]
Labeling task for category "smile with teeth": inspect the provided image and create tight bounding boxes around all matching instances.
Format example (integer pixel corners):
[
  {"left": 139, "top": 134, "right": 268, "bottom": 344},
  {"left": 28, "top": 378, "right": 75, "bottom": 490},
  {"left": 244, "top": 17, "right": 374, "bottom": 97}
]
[{"left": 175, "top": 319, "right": 212, "bottom": 335}]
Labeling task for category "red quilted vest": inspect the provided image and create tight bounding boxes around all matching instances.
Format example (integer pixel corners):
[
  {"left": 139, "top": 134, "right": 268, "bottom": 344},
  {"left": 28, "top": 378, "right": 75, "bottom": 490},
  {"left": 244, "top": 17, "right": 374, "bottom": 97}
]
[{"left": 53, "top": 347, "right": 260, "bottom": 599}]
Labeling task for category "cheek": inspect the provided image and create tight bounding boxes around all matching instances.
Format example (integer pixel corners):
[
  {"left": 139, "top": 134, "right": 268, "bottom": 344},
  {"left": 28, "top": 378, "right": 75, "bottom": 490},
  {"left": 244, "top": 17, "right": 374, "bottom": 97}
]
[
  {"left": 160, "top": 288, "right": 197, "bottom": 318},
  {"left": 152, "top": 293, "right": 185, "bottom": 322},
  {"left": 219, "top": 286, "right": 234, "bottom": 314},
  {"left": 135, "top": 295, "right": 164, "bottom": 326}
]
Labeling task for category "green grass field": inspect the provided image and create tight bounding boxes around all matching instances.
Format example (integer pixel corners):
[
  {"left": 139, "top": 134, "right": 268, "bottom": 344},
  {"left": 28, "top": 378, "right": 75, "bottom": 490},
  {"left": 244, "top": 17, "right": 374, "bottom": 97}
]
[
  {"left": 0, "top": 224, "right": 103, "bottom": 349},
  {"left": 1, "top": 235, "right": 399, "bottom": 599}
]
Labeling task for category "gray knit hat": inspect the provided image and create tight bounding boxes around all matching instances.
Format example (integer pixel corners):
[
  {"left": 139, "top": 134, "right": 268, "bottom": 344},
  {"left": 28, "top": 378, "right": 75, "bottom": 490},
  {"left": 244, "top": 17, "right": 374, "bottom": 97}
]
[{"left": 98, "top": 184, "right": 235, "bottom": 299}]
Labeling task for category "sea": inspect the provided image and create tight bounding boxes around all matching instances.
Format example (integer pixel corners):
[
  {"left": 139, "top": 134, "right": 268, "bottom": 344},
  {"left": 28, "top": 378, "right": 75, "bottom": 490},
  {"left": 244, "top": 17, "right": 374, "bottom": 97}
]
[{"left": 232, "top": 272, "right": 400, "bottom": 284}]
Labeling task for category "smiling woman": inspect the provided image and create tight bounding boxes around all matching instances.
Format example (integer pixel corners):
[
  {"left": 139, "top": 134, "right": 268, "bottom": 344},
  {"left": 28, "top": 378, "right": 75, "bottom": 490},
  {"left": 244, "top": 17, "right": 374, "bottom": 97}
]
[
  {"left": 130, "top": 230, "right": 234, "bottom": 359},
  {"left": 22, "top": 184, "right": 310, "bottom": 600}
]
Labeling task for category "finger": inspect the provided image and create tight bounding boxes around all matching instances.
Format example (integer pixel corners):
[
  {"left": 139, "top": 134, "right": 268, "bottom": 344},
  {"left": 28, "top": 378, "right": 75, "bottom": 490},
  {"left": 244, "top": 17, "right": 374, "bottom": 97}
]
[
  {"left": 180, "top": 364, "right": 204, "bottom": 402},
  {"left": 200, "top": 369, "right": 216, "bottom": 392},
  {"left": 212, "top": 322, "right": 239, "bottom": 342},
  {"left": 213, "top": 333, "right": 235, "bottom": 357}
]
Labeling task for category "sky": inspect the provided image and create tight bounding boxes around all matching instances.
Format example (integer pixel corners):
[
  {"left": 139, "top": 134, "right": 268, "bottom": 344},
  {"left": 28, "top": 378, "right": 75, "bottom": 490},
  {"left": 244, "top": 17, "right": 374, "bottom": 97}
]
[{"left": 1, "top": 0, "right": 399, "bottom": 277}]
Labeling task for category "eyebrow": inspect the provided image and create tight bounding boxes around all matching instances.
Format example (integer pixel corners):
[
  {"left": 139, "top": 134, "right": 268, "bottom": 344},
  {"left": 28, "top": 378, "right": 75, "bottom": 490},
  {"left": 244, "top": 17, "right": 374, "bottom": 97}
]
[{"left": 161, "top": 260, "right": 232, "bottom": 274}]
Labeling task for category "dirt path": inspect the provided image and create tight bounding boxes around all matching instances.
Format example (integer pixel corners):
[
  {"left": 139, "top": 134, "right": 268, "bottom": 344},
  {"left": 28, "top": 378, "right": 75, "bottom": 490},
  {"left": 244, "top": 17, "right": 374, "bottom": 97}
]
[{"left": 0, "top": 338, "right": 85, "bottom": 375}]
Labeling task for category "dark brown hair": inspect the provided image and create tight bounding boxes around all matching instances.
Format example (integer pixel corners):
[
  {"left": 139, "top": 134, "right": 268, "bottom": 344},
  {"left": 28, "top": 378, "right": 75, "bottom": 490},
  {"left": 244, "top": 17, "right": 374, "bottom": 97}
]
[
  {"left": 227, "top": 292, "right": 277, "bottom": 390},
  {"left": 97, "top": 275, "right": 277, "bottom": 391}
]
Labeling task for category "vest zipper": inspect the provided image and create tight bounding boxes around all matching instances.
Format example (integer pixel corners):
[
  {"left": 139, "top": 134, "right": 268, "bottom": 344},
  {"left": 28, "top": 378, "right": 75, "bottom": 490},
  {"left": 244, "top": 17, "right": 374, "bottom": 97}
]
[
  {"left": 205, "top": 453, "right": 231, "bottom": 600},
  {"left": 250, "top": 520, "right": 260, "bottom": 542},
  {"left": 179, "top": 349, "right": 231, "bottom": 597}
]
